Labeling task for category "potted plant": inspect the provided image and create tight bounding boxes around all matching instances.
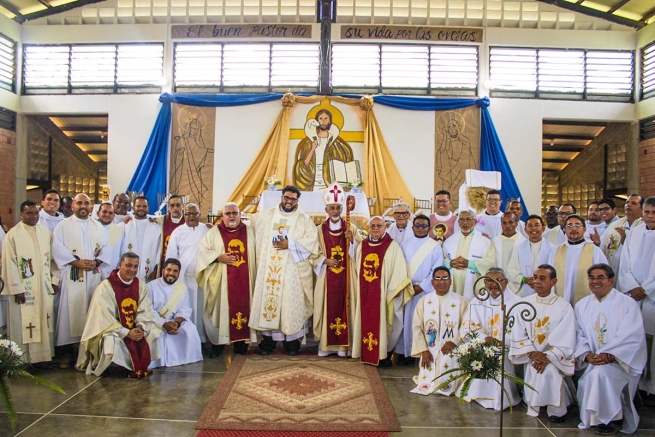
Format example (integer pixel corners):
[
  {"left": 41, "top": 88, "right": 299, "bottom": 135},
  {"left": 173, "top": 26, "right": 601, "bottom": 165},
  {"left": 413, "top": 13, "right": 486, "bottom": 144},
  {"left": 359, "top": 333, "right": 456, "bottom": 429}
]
[
  {"left": 265, "top": 176, "right": 282, "bottom": 191},
  {"left": 348, "top": 179, "right": 363, "bottom": 193}
]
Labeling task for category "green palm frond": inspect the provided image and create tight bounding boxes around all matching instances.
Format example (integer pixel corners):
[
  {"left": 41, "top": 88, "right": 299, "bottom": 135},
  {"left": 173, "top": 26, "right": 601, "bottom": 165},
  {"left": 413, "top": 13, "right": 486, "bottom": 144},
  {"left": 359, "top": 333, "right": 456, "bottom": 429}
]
[
  {"left": 492, "top": 375, "right": 515, "bottom": 412},
  {"left": 17, "top": 371, "right": 66, "bottom": 395},
  {"left": 0, "top": 376, "right": 17, "bottom": 431},
  {"left": 458, "top": 376, "right": 474, "bottom": 405},
  {"left": 504, "top": 372, "right": 537, "bottom": 393}
]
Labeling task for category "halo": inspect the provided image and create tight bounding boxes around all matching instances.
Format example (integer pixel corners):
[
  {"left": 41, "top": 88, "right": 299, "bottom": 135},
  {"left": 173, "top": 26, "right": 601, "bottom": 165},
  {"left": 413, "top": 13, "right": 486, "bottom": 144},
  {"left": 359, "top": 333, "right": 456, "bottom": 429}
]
[
  {"left": 436, "top": 110, "right": 466, "bottom": 137},
  {"left": 305, "top": 99, "right": 344, "bottom": 130},
  {"left": 177, "top": 105, "right": 208, "bottom": 134}
]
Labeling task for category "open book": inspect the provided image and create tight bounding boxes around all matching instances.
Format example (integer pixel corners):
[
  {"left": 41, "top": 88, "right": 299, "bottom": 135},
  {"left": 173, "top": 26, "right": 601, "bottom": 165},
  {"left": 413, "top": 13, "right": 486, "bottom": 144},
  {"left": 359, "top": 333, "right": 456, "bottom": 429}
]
[{"left": 329, "top": 160, "right": 361, "bottom": 185}]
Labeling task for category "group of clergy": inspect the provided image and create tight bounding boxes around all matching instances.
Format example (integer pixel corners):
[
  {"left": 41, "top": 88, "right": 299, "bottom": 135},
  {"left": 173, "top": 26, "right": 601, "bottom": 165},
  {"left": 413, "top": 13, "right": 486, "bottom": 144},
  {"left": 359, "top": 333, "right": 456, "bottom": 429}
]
[{"left": 2, "top": 184, "right": 655, "bottom": 435}]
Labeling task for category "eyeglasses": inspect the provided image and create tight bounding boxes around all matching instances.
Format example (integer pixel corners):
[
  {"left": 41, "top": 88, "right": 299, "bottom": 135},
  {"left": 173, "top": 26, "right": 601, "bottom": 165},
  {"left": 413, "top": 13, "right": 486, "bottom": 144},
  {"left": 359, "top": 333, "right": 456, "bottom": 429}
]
[
  {"left": 565, "top": 223, "right": 583, "bottom": 228},
  {"left": 432, "top": 277, "right": 451, "bottom": 281},
  {"left": 224, "top": 211, "right": 239, "bottom": 216},
  {"left": 435, "top": 200, "right": 449, "bottom": 204},
  {"left": 598, "top": 207, "right": 611, "bottom": 212},
  {"left": 393, "top": 212, "right": 409, "bottom": 216},
  {"left": 282, "top": 195, "right": 299, "bottom": 203},
  {"left": 486, "top": 198, "right": 501, "bottom": 203},
  {"left": 458, "top": 217, "right": 475, "bottom": 222},
  {"left": 413, "top": 223, "right": 430, "bottom": 228},
  {"left": 557, "top": 211, "right": 573, "bottom": 216},
  {"left": 184, "top": 212, "right": 200, "bottom": 216},
  {"left": 369, "top": 224, "right": 384, "bottom": 229}
]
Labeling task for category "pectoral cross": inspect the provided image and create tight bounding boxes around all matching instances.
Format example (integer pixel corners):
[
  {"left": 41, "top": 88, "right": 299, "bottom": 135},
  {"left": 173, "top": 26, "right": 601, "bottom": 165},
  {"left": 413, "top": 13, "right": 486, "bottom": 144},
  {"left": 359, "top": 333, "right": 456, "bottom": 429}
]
[
  {"left": 362, "top": 332, "right": 378, "bottom": 351},
  {"left": 231, "top": 312, "right": 248, "bottom": 330},
  {"left": 329, "top": 317, "right": 347, "bottom": 336},
  {"left": 26, "top": 323, "right": 36, "bottom": 338}
]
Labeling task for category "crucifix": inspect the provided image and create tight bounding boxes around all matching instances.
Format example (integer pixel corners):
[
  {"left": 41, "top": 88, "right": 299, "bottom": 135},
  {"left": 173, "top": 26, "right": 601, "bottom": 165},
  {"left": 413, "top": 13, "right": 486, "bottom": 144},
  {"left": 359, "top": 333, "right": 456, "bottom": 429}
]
[{"left": 26, "top": 322, "right": 36, "bottom": 339}]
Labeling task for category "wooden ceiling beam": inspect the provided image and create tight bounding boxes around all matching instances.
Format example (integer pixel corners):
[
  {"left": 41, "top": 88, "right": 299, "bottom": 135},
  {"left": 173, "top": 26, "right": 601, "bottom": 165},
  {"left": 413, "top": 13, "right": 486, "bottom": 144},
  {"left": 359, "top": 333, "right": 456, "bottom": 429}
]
[
  {"left": 542, "top": 145, "right": 585, "bottom": 152},
  {"left": 536, "top": 0, "right": 645, "bottom": 29},
  {"left": 543, "top": 134, "right": 596, "bottom": 141},
  {"left": 543, "top": 120, "right": 607, "bottom": 127},
  {"left": 543, "top": 158, "right": 572, "bottom": 163},
  {"left": 607, "top": 0, "right": 632, "bottom": 14}
]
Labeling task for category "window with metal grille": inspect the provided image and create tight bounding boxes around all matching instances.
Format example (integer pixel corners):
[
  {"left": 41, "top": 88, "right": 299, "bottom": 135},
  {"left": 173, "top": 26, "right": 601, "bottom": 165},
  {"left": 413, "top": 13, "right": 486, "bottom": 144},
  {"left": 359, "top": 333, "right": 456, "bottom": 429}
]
[
  {"left": 23, "top": 43, "right": 163, "bottom": 95},
  {"left": 331, "top": 43, "right": 478, "bottom": 96},
  {"left": 641, "top": 41, "right": 655, "bottom": 101},
  {"left": 490, "top": 47, "right": 633, "bottom": 102},
  {"left": 0, "top": 33, "right": 16, "bottom": 93},
  {"left": 174, "top": 42, "right": 319, "bottom": 93}
]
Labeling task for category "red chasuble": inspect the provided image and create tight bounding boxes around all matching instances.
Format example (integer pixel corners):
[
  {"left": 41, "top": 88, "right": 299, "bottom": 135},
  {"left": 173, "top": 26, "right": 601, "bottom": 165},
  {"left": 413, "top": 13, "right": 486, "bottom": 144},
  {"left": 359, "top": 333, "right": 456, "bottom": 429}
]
[
  {"left": 217, "top": 222, "right": 251, "bottom": 342},
  {"left": 359, "top": 233, "right": 393, "bottom": 366},
  {"left": 161, "top": 214, "right": 185, "bottom": 271},
  {"left": 322, "top": 219, "right": 349, "bottom": 346},
  {"left": 107, "top": 270, "right": 152, "bottom": 379}
]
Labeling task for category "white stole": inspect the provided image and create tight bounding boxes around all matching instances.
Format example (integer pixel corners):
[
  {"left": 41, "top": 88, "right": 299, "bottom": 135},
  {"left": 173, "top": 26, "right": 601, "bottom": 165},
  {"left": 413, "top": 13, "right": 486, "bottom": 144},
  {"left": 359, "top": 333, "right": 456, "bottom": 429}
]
[
  {"left": 122, "top": 219, "right": 162, "bottom": 280},
  {"left": 514, "top": 239, "right": 553, "bottom": 296},
  {"left": 408, "top": 238, "right": 439, "bottom": 279},
  {"left": 156, "top": 281, "right": 187, "bottom": 320}
]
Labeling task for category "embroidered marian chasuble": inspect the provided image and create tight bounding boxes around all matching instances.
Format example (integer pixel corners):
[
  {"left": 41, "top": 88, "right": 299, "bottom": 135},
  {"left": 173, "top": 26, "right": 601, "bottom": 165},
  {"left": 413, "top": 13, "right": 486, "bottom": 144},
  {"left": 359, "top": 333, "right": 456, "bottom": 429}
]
[
  {"left": 52, "top": 216, "right": 109, "bottom": 340},
  {"left": 312, "top": 220, "right": 361, "bottom": 351},
  {"left": 352, "top": 235, "right": 412, "bottom": 365},
  {"left": 410, "top": 291, "right": 468, "bottom": 396},
  {"left": 1, "top": 223, "right": 55, "bottom": 363},
  {"left": 249, "top": 206, "right": 319, "bottom": 335},
  {"left": 197, "top": 223, "right": 258, "bottom": 345},
  {"left": 443, "top": 232, "right": 495, "bottom": 301},
  {"left": 550, "top": 242, "right": 606, "bottom": 305}
]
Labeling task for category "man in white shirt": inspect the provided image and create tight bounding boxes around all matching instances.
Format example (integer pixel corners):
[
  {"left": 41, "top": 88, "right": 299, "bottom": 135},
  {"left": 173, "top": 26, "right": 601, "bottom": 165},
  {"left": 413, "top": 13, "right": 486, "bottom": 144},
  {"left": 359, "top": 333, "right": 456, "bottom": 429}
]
[
  {"left": 492, "top": 212, "right": 525, "bottom": 273},
  {"left": 37, "top": 189, "right": 64, "bottom": 233},
  {"left": 475, "top": 189, "right": 503, "bottom": 239},
  {"left": 507, "top": 215, "right": 554, "bottom": 296},
  {"left": 584, "top": 201, "right": 602, "bottom": 240},
  {"left": 506, "top": 198, "right": 527, "bottom": 238},
  {"left": 120, "top": 196, "right": 162, "bottom": 282},
  {"left": 386, "top": 202, "right": 413, "bottom": 245},
  {"left": 545, "top": 204, "right": 576, "bottom": 246},
  {"left": 112, "top": 193, "right": 132, "bottom": 225}
]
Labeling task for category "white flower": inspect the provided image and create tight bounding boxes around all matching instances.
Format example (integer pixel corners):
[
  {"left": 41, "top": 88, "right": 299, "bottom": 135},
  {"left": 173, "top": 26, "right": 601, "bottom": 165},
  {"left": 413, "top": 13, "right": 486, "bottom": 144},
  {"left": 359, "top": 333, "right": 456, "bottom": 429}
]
[
  {"left": 456, "top": 343, "right": 470, "bottom": 355},
  {"left": 484, "top": 347, "right": 496, "bottom": 357},
  {"left": 472, "top": 337, "right": 485, "bottom": 346},
  {"left": 471, "top": 360, "right": 483, "bottom": 371},
  {"left": 0, "top": 339, "right": 10, "bottom": 349}
]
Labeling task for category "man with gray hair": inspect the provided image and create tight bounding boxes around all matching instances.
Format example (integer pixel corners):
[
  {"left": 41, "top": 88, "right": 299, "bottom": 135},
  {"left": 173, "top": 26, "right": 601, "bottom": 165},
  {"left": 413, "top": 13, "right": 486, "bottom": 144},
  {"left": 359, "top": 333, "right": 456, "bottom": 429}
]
[
  {"left": 197, "top": 202, "right": 257, "bottom": 357},
  {"left": 386, "top": 202, "right": 414, "bottom": 245},
  {"left": 165, "top": 203, "right": 210, "bottom": 345},
  {"left": 157, "top": 194, "right": 186, "bottom": 276},
  {"left": 619, "top": 195, "right": 655, "bottom": 394}
]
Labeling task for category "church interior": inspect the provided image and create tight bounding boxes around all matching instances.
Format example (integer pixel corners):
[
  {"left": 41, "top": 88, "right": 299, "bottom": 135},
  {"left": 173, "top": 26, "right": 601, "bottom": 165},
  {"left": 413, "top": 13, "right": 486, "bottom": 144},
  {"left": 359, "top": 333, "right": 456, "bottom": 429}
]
[{"left": 1, "top": 0, "right": 655, "bottom": 435}]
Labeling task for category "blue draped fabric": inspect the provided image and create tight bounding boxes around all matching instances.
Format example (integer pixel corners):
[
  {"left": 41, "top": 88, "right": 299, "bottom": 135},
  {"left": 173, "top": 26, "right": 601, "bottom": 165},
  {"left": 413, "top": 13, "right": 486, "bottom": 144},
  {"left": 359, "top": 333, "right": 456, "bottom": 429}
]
[{"left": 129, "top": 93, "right": 527, "bottom": 218}]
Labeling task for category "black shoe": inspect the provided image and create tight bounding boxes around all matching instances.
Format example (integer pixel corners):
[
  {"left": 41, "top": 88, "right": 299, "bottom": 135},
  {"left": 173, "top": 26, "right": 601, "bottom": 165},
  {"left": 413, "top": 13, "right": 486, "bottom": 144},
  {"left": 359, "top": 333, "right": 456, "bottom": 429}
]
[
  {"left": 548, "top": 414, "right": 566, "bottom": 423},
  {"left": 103, "top": 365, "right": 130, "bottom": 378},
  {"left": 31, "top": 361, "right": 56, "bottom": 370},
  {"left": 283, "top": 339, "right": 300, "bottom": 355},
  {"left": 378, "top": 358, "right": 392, "bottom": 367},
  {"left": 232, "top": 341, "right": 250, "bottom": 355},
  {"left": 259, "top": 336, "right": 276, "bottom": 355},
  {"left": 596, "top": 424, "right": 618, "bottom": 435},
  {"left": 260, "top": 350, "right": 270, "bottom": 356},
  {"left": 288, "top": 350, "right": 299, "bottom": 356},
  {"left": 209, "top": 345, "right": 224, "bottom": 359}
]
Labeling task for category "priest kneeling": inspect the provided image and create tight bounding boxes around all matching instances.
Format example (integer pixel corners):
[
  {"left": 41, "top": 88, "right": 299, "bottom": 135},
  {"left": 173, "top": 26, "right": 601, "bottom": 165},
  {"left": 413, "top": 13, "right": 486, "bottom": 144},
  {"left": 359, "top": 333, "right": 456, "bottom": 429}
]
[
  {"left": 574, "top": 264, "right": 647, "bottom": 435},
  {"left": 148, "top": 258, "right": 202, "bottom": 369},
  {"left": 76, "top": 252, "right": 162, "bottom": 378}
]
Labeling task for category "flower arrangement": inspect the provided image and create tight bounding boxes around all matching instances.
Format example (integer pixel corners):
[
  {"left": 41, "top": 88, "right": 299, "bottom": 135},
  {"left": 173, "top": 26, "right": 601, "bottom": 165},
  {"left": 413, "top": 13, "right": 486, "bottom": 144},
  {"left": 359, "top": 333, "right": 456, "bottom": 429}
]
[
  {"left": 264, "top": 176, "right": 282, "bottom": 187},
  {"left": 434, "top": 331, "right": 533, "bottom": 410},
  {"left": 0, "top": 337, "right": 66, "bottom": 430},
  {"left": 348, "top": 179, "right": 363, "bottom": 188}
]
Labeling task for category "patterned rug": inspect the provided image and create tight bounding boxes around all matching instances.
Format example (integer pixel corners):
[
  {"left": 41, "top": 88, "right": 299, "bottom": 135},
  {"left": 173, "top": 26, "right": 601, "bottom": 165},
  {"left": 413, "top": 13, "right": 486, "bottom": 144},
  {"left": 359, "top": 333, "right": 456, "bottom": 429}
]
[
  {"left": 196, "top": 355, "right": 401, "bottom": 432},
  {"left": 196, "top": 431, "right": 391, "bottom": 437}
]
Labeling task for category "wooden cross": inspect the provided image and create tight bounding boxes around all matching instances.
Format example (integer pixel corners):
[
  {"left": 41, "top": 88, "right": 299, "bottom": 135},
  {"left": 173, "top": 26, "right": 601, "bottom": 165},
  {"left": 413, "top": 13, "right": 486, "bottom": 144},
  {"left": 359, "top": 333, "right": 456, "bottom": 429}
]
[
  {"left": 329, "top": 317, "right": 347, "bottom": 336},
  {"left": 231, "top": 312, "right": 248, "bottom": 330},
  {"left": 26, "top": 323, "right": 36, "bottom": 339},
  {"left": 329, "top": 185, "right": 342, "bottom": 203},
  {"left": 362, "top": 332, "right": 378, "bottom": 351}
]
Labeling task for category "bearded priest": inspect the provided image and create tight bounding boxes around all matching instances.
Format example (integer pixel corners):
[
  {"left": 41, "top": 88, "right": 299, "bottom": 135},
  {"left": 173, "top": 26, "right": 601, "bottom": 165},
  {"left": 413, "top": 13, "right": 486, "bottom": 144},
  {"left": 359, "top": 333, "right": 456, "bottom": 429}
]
[
  {"left": 76, "top": 252, "right": 162, "bottom": 378},
  {"left": 313, "top": 183, "right": 362, "bottom": 357},
  {"left": 352, "top": 216, "right": 412, "bottom": 367}
]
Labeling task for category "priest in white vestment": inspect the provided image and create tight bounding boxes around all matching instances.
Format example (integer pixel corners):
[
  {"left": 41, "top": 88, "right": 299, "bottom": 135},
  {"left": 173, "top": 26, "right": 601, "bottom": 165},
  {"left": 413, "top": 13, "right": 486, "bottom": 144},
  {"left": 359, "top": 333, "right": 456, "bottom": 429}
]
[
  {"left": 52, "top": 194, "right": 110, "bottom": 359},
  {"left": 96, "top": 202, "right": 124, "bottom": 279},
  {"left": 249, "top": 186, "right": 319, "bottom": 355},
  {"left": 443, "top": 210, "right": 496, "bottom": 301},
  {"left": 386, "top": 202, "right": 414, "bottom": 245},
  {"left": 76, "top": 252, "right": 161, "bottom": 378},
  {"left": 475, "top": 190, "right": 503, "bottom": 239},
  {"left": 507, "top": 199, "right": 527, "bottom": 239},
  {"left": 547, "top": 214, "right": 607, "bottom": 305},
  {"left": 165, "top": 204, "right": 209, "bottom": 343},
  {"left": 37, "top": 189, "right": 64, "bottom": 233},
  {"left": 120, "top": 196, "right": 162, "bottom": 282},
  {"left": 411, "top": 266, "right": 468, "bottom": 395},
  {"left": 575, "top": 264, "right": 646, "bottom": 435},
  {"left": 544, "top": 204, "right": 575, "bottom": 246},
  {"left": 596, "top": 194, "right": 643, "bottom": 289},
  {"left": 112, "top": 193, "right": 132, "bottom": 225},
  {"left": 619, "top": 196, "right": 655, "bottom": 394},
  {"left": 509, "top": 264, "right": 576, "bottom": 421},
  {"left": 157, "top": 195, "right": 186, "bottom": 277},
  {"left": 352, "top": 216, "right": 412, "bottom": 367},
  {"left": 312, "top": 185, "right": 361, "bottom": 358},
  {"left": 491, "top": 212, "right": 525, "bottom": 272},
  {"left": 459, "top": 267, "right": 520, "bottom": 410},
  {"left": 507, "top": 215, "right": 554, "bottom": 297},
  {"left": 196, "top": 202, "right": 257, "bottom": 357},
  {"left": 148, "top": 258, "right": 202, "bottom": 368},
  {"left": 395, "top": 214, "right": 443, "bottom": 364},
  {"left": 2, "top": 201, "right": 58, "bottom": 364}
]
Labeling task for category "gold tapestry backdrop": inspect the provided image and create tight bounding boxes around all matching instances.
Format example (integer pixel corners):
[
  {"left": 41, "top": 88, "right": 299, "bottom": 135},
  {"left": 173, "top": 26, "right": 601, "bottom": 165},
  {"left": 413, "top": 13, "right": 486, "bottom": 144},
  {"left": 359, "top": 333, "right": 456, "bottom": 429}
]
[
  {"left": 170, "top": 104, "right": 216, "bottom": 214},
  {"left": 434, "top": 106, "right": 480, "bottom": 205}
]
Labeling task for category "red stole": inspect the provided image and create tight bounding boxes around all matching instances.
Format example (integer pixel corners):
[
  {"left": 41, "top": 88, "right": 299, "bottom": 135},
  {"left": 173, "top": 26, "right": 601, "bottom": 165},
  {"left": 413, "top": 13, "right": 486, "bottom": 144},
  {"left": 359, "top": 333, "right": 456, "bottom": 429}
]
[
  {"left": 161, "top": 214, "right": 185, "bottom": 269},
  {"left": 359, "top": 233, "right": 393, "bottom": 366},
  {"left": 217, "top": 222, "right": 251, "bottom": 342},
  {"left": 322, "top": 219, "right": 349, "bottom": 346},
  {"left": 108, "top": 270, "right": 152, "bottom": 379},
  {"left": 429, "top": 213, "right": 457, "bottom": 242}
]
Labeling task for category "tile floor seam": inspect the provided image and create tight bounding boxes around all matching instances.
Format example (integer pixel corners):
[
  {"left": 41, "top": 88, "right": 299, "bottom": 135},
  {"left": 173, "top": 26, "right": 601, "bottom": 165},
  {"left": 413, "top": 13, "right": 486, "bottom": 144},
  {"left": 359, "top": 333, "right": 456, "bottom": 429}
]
[
  {"left": 14, "top": 377, "right": 101, "bottom": 436},
  {"left": 47, "top": 413, "right": 198, "bottom": 423},
  {"left": 536, "top": 417, "right": 558, "bottom": 437}
]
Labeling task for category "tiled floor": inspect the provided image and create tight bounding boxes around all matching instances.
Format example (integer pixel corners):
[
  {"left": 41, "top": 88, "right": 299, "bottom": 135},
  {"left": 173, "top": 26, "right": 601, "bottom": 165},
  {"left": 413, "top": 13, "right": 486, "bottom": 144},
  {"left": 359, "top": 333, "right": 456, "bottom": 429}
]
[{"left": 2, "top": 349, "right": 654, "bottom": 437}]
